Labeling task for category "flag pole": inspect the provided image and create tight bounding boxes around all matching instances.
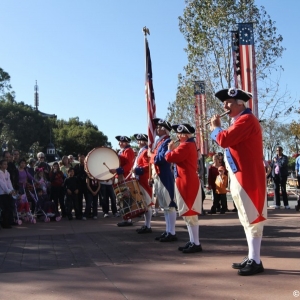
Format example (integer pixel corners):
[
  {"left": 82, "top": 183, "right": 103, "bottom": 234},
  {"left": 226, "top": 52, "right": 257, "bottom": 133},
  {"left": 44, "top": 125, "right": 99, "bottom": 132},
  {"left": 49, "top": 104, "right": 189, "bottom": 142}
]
[{"left": 143, "top": 26, "right": 156, "bottom": 187}]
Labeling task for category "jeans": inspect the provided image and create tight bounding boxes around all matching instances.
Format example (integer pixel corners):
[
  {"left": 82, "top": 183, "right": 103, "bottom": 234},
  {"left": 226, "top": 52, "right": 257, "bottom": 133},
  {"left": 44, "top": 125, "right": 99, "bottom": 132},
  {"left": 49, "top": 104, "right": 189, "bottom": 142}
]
[
  {"left": 99, "top": 184, "right": 117, "bottom": 214},
  {"left": 65, "top": 193, "right": 81, "bottom": 219},
  {"left": 84, "top": 193, "right": 98, "bottom": 217},
  {"left": 51, "top": 186, "right": 66, "bottom": 216},
  {"left": 273, "top": 175, "right": 288, "bottom": 206}
]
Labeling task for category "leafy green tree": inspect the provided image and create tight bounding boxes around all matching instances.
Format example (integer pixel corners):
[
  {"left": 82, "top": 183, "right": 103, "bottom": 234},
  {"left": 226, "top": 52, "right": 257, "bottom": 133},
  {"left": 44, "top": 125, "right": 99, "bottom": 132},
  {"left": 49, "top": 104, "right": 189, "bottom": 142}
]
[
  {"left": 0, "top": 96, "right": 51, "bottom": 155},
  {"left": 167, "top": 0, "right": 287, "bottom": 124},
  {"left": 0, "top": 68, "right": 12, "bottom": 94},
  {"left": 53, "top": 118, "right": 111, "bottom": 155}
]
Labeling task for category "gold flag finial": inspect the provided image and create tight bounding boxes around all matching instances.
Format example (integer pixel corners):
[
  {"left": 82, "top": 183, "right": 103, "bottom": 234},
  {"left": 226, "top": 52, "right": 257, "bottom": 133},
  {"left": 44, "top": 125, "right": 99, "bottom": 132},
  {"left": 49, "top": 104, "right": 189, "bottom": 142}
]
[{"left": 143, "top": 26, "right": 150, "bottom": 36}]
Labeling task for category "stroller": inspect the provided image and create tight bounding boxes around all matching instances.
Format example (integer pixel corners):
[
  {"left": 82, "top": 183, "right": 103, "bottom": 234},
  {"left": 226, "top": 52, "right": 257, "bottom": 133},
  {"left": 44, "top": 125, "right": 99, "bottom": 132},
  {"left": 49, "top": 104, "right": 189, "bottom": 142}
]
[
  {"left": 12, "top": 185, "right": 36, "bottom": 225},
  {"left": 29, "top": 181, "right": 61, "bottom": 222}
]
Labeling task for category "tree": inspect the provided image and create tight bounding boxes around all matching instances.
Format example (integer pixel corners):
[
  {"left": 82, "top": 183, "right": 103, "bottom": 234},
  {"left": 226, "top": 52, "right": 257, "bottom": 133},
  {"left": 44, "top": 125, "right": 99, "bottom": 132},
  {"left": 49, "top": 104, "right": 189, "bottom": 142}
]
[
  {"left": 167, "top": 0, "right": 288, "bottom": 124},
  {"left": 0, "top": 68, "right": 12, "bottom": 94},
  {"left": 53, "top": 118, "right": 111, "bottom": 155}
]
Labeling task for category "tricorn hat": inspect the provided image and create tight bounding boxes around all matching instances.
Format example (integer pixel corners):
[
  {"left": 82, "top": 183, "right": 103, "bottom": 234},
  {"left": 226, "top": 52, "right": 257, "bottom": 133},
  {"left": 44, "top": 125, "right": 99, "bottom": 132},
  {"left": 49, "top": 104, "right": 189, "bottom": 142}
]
[
  {"left": 133, "top": 134, "right": 148, "bottom": 142},
  {"left": 171, "top": 123, "right": 195, "bottom": 134},
  {"left": 215, "top": 87, "right": 252, "bottom": 102},
  {"left": 152, "top": 118, "right": 172, "bottom": 131},
  {"left": 115, "top": 136, "right": 131, "bottom": 142}
]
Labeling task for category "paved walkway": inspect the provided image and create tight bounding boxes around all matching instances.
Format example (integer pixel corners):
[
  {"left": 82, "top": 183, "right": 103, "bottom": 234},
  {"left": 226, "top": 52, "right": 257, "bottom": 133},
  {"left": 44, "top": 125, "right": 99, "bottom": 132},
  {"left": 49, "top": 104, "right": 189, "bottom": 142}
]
[{"left": 0, "top": 199, "right": 299, "bottom": 300}]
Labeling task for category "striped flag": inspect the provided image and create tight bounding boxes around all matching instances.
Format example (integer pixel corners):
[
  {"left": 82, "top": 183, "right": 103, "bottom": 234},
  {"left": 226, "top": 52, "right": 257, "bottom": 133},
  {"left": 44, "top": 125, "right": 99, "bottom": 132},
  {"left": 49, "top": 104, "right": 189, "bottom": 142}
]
[
  {"left": 145, "top": 37, "right": 156, "bottom": 149},
  {"left": 194, "top": 81, "right": 208, "bottom": 155},
  {"left": 237, "top": 23, "right": 258, "bottom": 117},
  {"left": 231, "top": 31, "right": 242, "bottom": 89}
]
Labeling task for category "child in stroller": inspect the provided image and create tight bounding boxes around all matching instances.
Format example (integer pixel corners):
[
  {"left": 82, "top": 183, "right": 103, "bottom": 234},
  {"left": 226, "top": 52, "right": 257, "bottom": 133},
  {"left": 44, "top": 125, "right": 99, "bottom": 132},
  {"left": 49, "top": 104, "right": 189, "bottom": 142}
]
[
  {"left": 32, "top": 188, "right": 61, "bottom": 222},
  {"left": 15, "top": 193, "right": 36, "bottom": 224}
]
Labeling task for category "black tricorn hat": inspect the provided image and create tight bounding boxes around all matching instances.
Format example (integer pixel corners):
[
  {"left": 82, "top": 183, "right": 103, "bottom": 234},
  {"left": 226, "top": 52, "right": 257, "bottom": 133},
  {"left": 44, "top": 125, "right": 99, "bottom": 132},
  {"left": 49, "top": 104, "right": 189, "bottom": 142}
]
[
  {"left": 152, "top": 118, "right": 172, "bottom": 131},
  {"left": 133, "top": 134, "right": 148, "bottom": 142},
  {"left": 215, "top": 87, "right": 252, "bottom": 102},
  {"left": 115, "top": 136, "right": 131, "bottom": 142},
  {"left": 172, "top": 123, "right": 195, "bottom": 134}
]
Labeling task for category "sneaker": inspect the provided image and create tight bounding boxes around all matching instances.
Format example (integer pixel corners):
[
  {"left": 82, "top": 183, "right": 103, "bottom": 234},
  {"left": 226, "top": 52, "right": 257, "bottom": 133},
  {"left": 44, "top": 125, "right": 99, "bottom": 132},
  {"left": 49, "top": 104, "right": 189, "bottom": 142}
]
[
  {"left": 82, "top": 217, "right": 87, "bottom": 221},
  {"left": 285, "top": 206, "right": 290, "bottom": 209},
  {"left": 104, "top": 213, "right": 109, "bottom": 218},
  {"left": 93, "top": 216, "right": 98, "bottom": 220}
]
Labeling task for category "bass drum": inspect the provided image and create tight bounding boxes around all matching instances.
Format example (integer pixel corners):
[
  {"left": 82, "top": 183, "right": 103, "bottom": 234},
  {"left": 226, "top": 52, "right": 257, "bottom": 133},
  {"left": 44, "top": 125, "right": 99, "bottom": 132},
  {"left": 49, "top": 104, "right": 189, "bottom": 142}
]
[{"left": 85, "top": 147, "right": 119, "bottom": 180}]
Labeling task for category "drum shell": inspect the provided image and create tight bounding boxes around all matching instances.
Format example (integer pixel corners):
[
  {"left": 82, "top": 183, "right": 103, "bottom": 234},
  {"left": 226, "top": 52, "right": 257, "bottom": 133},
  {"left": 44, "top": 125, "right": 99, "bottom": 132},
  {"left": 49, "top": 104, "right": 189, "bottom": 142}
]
[{"left": 114, "top": 179, "right": 147, "bottom": 220}]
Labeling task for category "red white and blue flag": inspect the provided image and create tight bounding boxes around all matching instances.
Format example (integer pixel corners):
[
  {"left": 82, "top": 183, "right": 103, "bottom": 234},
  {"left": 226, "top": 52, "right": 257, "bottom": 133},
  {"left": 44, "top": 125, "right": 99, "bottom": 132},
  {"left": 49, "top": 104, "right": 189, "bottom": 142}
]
[
  {"left": 194, "top": 81, "right": 208, "bottom": 155},
  {"left": 145, "top": 38, "right": 156, "bottom": 149},
  {"left": 237, "top": 23, "right": 258, "bottom": 117}
]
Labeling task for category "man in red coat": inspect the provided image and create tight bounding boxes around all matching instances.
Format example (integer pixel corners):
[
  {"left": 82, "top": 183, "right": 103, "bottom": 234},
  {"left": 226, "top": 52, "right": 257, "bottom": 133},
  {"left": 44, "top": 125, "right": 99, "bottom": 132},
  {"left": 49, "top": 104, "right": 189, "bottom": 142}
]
[
  {"left": 165, "top": 124, "right": 202, "bottom": 253},
  {"left": 110, "top": 135, "right": 135, "bottom": 227},
  {"left": 209, "top": 87, "right": 267, "bottom": 276},
  {"left": 132, "top": 134, "right": 153, "bottom": 234}
]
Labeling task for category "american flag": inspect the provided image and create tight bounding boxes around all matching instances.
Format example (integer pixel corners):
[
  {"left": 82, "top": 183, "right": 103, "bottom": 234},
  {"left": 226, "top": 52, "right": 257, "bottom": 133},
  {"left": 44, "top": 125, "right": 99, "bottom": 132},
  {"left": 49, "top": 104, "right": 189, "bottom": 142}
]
[
  {"left": 194, "top": 81, "right": 208, "bottom": 155},
  {"left": 237, "top": 23, "right": 258, "bottom": 117},
  {"left": 145, "top": 38, "right": 156, "bottom": 149}
]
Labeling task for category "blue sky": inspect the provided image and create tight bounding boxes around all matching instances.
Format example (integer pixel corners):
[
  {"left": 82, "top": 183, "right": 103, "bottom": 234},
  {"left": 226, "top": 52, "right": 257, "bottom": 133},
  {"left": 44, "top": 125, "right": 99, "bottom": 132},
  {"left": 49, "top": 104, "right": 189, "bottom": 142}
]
[{"left": 1, "top": 0, "right": 299, "bottom": 150}]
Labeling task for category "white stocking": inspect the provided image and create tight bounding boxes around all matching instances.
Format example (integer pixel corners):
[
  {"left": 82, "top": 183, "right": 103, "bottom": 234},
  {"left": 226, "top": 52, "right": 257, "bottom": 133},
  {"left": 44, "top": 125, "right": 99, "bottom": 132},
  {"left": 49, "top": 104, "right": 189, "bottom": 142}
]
[
  {"left": 168, "top": 210, "right": 177, "bottom": 235},
  {"left": 144, "top": 209, "right": 152, "bottom": 228},
  {"left": 164, "top": 211, "right": 169, "bottom": 233},
  {"left": 190, "top": 225, "right": 200, "bottom": 245},
  {"left": 248, "top": 236, "right": 262, "bottom": 264},
  {"left": 187, "top": 225, "right": 194, "bottom": 243}
]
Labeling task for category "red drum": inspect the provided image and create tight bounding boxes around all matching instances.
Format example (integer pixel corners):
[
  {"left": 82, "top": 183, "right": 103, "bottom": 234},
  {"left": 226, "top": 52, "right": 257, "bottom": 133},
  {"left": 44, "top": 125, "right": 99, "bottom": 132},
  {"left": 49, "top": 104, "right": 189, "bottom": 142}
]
[
  {"left": 85, "top": 147, "right": 119, "bottom": 180},
  {"left": 114, "top": 179, "right": 147, "bottom": 220}
]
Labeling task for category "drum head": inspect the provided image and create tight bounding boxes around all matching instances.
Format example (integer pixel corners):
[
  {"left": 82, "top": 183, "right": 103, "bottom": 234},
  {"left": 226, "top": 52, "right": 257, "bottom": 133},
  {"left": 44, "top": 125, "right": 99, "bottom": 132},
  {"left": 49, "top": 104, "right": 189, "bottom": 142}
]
[{"left": 85, "top": 147, "right": 119, "bottom": 180}]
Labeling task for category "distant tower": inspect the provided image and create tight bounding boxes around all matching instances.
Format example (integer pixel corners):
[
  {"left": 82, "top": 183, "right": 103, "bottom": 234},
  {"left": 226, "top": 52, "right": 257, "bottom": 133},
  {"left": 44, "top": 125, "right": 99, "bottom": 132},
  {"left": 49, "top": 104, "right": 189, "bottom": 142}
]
[{"left": 34, "top": 80, "right": 39, "bottom": 110}]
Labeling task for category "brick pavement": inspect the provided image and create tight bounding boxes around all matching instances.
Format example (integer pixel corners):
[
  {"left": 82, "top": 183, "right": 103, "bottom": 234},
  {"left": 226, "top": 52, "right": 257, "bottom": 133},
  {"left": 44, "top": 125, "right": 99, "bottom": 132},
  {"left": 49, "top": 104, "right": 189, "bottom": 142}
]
[{"left": 0, "top": 199, "right": 299, "bottom": 300}]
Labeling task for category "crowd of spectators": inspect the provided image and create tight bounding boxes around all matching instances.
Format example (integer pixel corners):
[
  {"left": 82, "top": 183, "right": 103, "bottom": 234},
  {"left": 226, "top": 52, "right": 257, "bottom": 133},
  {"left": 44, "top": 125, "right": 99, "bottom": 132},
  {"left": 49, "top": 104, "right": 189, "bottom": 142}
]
[{"left": 0, "top": 150, "right": 118, "bottom": 229}]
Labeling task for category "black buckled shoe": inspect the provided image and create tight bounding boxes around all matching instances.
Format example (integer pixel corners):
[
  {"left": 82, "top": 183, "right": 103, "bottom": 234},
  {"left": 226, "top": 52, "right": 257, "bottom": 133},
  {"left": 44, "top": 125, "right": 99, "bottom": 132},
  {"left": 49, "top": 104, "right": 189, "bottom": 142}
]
[
  {"left": 238, "top": 259, "right": 264, "bottom": 276},
  {"left": 137, "top": 226, "right": 152, "bottom": 234},
  {"left": 117, "top": 221, "right": 133, "bottom": 227},
  {"left": 136, "top": 225, "right": 147, "bottom": 232},
  {"left": 155, "top": 231, "right": 167, "bottom": 241},
  {"left": 232, "top": 257, "right": 249, "bottom": 269},
  {"left": 159, "top": 233, "right": 178, "bottom": 242},
  {"left": 182, "top": 243, "right": 202, "bottom": 253},
  {"left": 178, "top": 241, "right": 192, "bottom": 251}
]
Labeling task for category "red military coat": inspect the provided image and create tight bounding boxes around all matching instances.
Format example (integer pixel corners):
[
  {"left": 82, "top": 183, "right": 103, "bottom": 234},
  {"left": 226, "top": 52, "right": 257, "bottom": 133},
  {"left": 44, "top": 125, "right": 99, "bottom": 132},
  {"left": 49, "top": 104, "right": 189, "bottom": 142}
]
[
  {"left": 134, "top": 146, "right": 152, "bottom": 205},
  {"left": 212, "top": 109, "right": 267, "bottom": 224},
  {"left": 165, "top": 139, "right": 202, "bottom": 216},
  {"left": 117, "top": 146, "right": 135, "bottom": 178}
]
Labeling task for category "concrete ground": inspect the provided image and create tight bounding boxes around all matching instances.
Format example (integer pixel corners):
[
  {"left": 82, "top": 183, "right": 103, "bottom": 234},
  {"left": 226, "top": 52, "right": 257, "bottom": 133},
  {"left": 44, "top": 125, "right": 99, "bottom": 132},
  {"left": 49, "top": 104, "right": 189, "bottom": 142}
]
[{"left": 0, "top": 198, "right": 299, "bottom": 300}]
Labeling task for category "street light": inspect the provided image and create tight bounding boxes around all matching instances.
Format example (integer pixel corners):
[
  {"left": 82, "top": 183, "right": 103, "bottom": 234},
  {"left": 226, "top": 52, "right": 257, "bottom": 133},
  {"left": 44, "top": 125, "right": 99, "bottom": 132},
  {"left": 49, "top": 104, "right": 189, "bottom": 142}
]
[{"left": 295, "top": 135, "right": 299, "bottom": 154}]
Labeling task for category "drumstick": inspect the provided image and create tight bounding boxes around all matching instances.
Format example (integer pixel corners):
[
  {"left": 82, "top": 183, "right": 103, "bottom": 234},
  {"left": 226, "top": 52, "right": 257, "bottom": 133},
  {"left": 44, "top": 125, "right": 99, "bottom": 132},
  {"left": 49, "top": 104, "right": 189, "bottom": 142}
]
[
  {"left": 103, "top": 162, "right": 110, "bottom": 170},
  {"left": 205, "top": 110, "right": 231, "bottom": 126}
]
